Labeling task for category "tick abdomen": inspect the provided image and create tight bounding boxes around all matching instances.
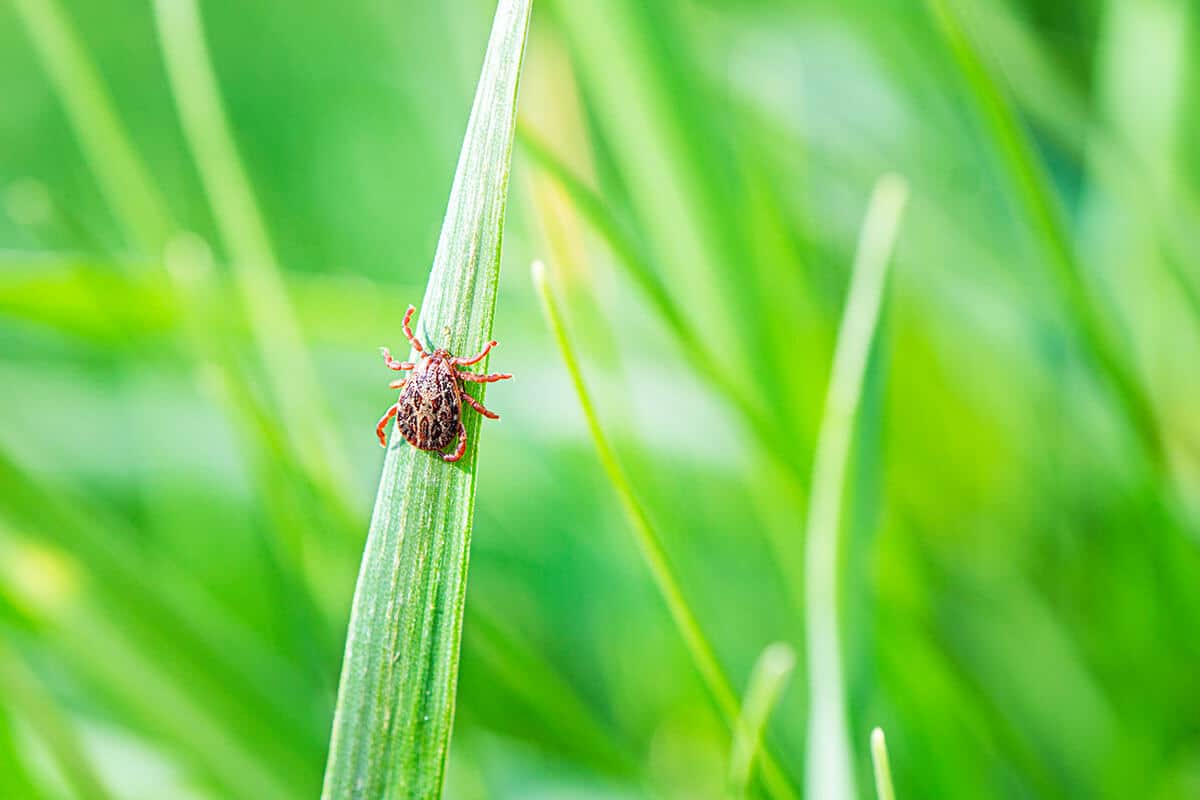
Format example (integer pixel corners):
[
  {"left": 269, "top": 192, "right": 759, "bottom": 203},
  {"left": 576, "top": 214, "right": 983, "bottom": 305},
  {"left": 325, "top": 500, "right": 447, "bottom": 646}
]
[
  {"left": 395, "top": 357, "right": 461, "bottom": 451},
  {"left": 376, "top": 305, "right": 511, "bottom": 461}
]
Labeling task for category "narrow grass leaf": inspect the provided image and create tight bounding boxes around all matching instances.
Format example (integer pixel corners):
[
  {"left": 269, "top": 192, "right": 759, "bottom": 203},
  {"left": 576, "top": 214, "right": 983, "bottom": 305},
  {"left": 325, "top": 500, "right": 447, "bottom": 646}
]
[
  {"left": 320, "top": 1, "right": 533, "bottom": 797},
  {"left": 871, "top": 727, "right": 897, "bottom": 800},
  {"left": 521, "top": 130, "right": 806, "bottom": 503},
  {"left": 518, "top": 126, "right": 693, "bottom": 349},
  {"left": 0, "top": 452, "right": 323, "bottom": 797},
  {"left": 0, "top": 697, "right": 45, "bottom": 800},
  {"left": 0, "top": 644, "right": 114, "bottom": 800},
  {"left": 466, "top": 607, "right": 636, "bottom": 776},
  {"left": 10, "top": 0, "right": 172, "bottom": 257},
  {"left": 804, "top": 174, "right": 908, "bottom": 800},
  {"left": 11, "top": 0, "right": 360, "bottom": 581},
  {"left": 153, "top": 0, "right": 355, "bottom": 510},
  {"left": 534, "top": 259, "right": 798, "bottom": 800},
  {"left": 551, "top": 0, "right": 739, "bottom": 351},
  {"left": 925, "top": 0, "right": 1164, "bottom": 470},
  {"left": 728, "top": 642, "right": 796, "bottom": 800}
]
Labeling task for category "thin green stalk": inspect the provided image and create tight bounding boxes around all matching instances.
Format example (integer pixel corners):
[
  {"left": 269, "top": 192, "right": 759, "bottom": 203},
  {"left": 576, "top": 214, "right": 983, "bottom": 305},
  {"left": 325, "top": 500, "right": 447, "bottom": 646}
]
[
  {"left": 550, "top": 0, "right": 739, "bottom": 354},
  {"left": 520, "top": 127, "right": 810, "bottom": 520},
  {"left": 152, "top": 0, "right": 355, "bottom": 511},
  {"left": 0, "top": 644, "right": 115, "bottom": 800},
  {"left": 14, "top": 0, "right": 357, "bottom": 610},
  {"left": 518, "top": 126, "right": 695, "bottom": 351},
  {"left": 0, "top": 697, "right": 45, "bottom": 800},
  {"left": 522, "top": 126, "right": 816, "bottom": 633},
  {"left": 321, "top": 1, "right": 533, "bottom": 796},
  {"left": 926, "top": 0, "right": 1164, "bottom": 470},
  {"left": 0, "top": 453, "right": 323, "bottom": 796},
  {"left": 871, "top": 728, "right": 897, "bottom": 800},
  {"left": 534, "top": 259, "right": 798, "bottom": 800},
  {"left": 10, "top": 0, "right": 172, "bottom": 258},
  {"left": 804, "top": 175, "right": 908, "bottom": 800},
  {"left": 466, "top": 607, "right": 637, "bottom": 776},
  {"left": 728, "top": 643, "right": 796, "bottom": 800}
]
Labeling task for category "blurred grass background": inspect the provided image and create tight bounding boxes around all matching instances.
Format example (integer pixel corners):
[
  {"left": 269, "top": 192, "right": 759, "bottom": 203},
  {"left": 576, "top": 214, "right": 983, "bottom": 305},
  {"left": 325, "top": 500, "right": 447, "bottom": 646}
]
[{"left": 2, "top": 0, "right": 1200, "bottom": 798}]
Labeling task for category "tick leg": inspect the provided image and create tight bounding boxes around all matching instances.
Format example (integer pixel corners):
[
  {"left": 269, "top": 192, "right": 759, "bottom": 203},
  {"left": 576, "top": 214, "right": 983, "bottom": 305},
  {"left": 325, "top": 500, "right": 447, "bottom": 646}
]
[
  {"left": 460, "top": 390, "right": 499, "bottom": 419},
  {"left": 456, "top": 371, "right": 512, "bottom": 383},
  {"left": 388, "top": 378, "right": 407, "bottom": 390},
  {"left": 402, "top": 305, "right": 426, "bottom": 355},
  {"left": 376, "top": 403, "right": 399, "bottom": 447},
  {"left": 453, "top": 340, "right": 497, "bottom": 366},
  {"left": 443, "top": 421, "right": 467, "bottom": 462},
  {"left": 380, "top": 347, "right": 415, "bottom": 372}
]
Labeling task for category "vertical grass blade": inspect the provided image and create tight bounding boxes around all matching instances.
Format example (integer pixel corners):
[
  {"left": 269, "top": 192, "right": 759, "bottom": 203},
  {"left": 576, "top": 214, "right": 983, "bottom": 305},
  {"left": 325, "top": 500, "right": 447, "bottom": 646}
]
[
  {"left": 320, "top": 1, "right": 533, "bottom": 797},
  {"left": 804, "top": 175, "right": 908, "bottom": 800},
  {"left": 870, "top": 727, "right": 897, "bottom": 800},
  {"left": 925, "top": 0, "right": 1164, "bottom": 470},
  {"left": 13, "top": 0, "right": 355, "bottom": 565},
  {"left": 728, "top": 643, "right": 796, "bottom": 800},
  {"left": 0, "top": 644, "right": 115, "bottom": 800},
  {"left": 533, "top": 260, "right": 798, "bottom": 800},
  {"left": 519, "top": 130, "right": 806, "bottom": 505},
  {"left": 153, "top": 0, "right": 355, "bottom": 509},
  {"left": 10, "top": 0, "right": 172, "bottom": 257}
]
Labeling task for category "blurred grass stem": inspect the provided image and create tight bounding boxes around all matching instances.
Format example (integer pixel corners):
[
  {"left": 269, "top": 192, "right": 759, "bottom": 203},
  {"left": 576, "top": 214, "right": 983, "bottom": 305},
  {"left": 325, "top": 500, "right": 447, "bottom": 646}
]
[
  {"left": 871, "top": 727, "right": 897, "bottom": 800},
  {"left": 153, "top": 0, "right": 355, "bottom": 510},
  {"left": 10, "top": 0, "right": 172, "bottom": 258},
  {"left": 0, "top": 644, "right": 115, "bottom": 800},
  {"left": 927, "top": 0, "right": 1164, "bottom": 471},
  {"left": 728, "top": 642, "right": 796, "bottom": 800},
  {"left": 804, "top": 174, "right": 908, "bottom": 800},
  {"left": 534, "top": 259, "right": 798, "bottom": 800}
]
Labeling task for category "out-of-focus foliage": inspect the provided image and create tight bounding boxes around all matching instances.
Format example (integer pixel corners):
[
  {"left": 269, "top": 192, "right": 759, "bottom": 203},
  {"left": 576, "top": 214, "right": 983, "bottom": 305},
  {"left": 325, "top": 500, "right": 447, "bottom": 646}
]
[{"left": 1, "top": 0, "right": 1199, "bottom": 798}]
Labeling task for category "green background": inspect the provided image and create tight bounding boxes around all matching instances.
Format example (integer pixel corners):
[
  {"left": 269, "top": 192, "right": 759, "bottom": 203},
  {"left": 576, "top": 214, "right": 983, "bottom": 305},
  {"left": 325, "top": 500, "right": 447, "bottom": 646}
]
[{"left": 2, "top": 0, "right": 1199, "bottom": 797}]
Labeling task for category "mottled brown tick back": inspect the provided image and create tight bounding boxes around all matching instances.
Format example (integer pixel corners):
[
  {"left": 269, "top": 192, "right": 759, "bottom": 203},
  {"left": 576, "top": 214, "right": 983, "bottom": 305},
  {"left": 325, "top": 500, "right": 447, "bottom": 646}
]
[
  {"left": 396, "top": 357, "right": 461, "bottom": 452},
  {"left": 375, "top": 304, "right": 512, "bottom": 463}
]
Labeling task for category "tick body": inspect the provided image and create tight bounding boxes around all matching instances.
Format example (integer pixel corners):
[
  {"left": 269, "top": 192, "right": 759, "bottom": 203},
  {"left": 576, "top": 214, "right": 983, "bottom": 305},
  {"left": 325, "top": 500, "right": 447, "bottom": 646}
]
[{"left": 376, "top": 305, "right": 511, "bottom": 462}]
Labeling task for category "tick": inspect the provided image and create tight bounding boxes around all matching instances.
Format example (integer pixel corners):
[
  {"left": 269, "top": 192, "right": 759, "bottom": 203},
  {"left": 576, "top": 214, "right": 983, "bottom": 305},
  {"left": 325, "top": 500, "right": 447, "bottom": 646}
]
[{"left": 375, "top": 305, "right": 512, "bottom": 462}]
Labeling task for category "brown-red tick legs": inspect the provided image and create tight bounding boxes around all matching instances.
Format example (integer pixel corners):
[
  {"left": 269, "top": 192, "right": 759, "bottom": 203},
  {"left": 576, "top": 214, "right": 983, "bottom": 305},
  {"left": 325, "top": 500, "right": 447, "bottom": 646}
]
[
  {"left": 456, "top": 371, "right": 512, "bottom": 384},
  {"left": 380, "top": 347, "right": 415, "bottom": 372},
  {"left": 443, "top": 422, "right": 467, "bottom": 462},
  {"left": 388, "top": 378, "right": 407, "bottom": 390},
  {"left": 376, "top": 403, "right": 399, "bottom": 447},
  {"left": 460, "top": 391, "right": 499, "bottom": 420},
  {"left": 454, "top": 340, "right": 497, "bottom": 366},
  {"left": 402, "top": 305, "right": 425, "bottom": 355}
]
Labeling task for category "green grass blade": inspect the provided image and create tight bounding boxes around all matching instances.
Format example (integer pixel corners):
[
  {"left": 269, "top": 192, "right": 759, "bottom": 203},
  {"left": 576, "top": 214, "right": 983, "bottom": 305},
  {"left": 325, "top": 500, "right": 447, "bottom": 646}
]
[
  {"left": 925, "top": 0, "right": 1164, "bottom": 470},
  {"left": 320, "top": 1, "right": 532, "bottom": 796},
  {"left": 871, "top": 727, "right": 897, "bottom": 800},
  {"left": 804, "top": 175, "right": 908, "bottom": 800},
  {"left": 0, "top": 452, "right": 324, "bottom": 796},
  {"left": 517, "top": 126, "right": 696, "bottom": 351},
  {"left": 9, "top": 0, "right": 361, "bottom": 581},
  {"left": 533, "top": 259, "right": 798, "bottom": 800},
  {"left": 0, "top": 697, "right": 45, "bottom": 800},
  {"left": 520, "top": 129, "right": 805, "bottom": 498},
  {"left": 152, "top": 0, "right": 355, "bottom": 510},
  {"left": 10, "top": 0, "right": 172, "bottom": 257},
  {"left": 550, "top": 0, "right": 738, "bottom": 350},
  {"left": 465, "top": 607, "right": 636, "bottom": 776},
  {"left": 728, "top": 643, "right": 796, "bottom": 800},
  {"left": 0, "top": 644, "right": 114, "bottom": 800}
]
